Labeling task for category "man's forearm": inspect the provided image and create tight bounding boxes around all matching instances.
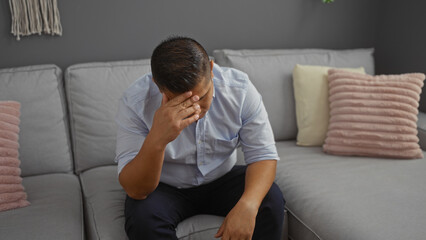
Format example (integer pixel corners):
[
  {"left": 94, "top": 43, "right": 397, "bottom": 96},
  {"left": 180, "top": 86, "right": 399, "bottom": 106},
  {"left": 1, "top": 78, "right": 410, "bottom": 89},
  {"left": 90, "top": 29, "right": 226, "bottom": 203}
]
[
  {"left": 118, "top": 132, "right": 166, "bottom": 200},
  {"left": 118, "top": 91, "right": 201, "bottom": 200},
  {"left": 240, "top": 160, "right": 277, "bottom": 209}
]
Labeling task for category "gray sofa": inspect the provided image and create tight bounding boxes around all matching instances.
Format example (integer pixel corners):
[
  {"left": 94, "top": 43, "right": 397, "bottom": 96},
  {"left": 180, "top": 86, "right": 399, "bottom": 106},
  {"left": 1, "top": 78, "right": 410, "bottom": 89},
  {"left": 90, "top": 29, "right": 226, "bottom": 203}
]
[{"left": 1, "top": 48, "right": 426, "bottom": 240}]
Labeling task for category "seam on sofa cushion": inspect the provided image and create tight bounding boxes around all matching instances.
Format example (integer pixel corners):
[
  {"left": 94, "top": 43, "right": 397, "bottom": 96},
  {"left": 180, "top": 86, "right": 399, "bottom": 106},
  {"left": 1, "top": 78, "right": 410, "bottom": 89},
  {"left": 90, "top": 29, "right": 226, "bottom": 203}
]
[
  {"left": 67, "top": 63, "right": 148, "bottom": 71},
  {"left": 64, "top": 68, "right": 79, "bottom": 174},
  {"left": 77, "top": 176, "right": 86, "bottom": 240},
  {"left": 87, "top": 200, "right": 101, "bottom": 240},
  {"left": 78, "top": 174, "right": 101, "bottom": 240},
  {"left": 66, "top": 59, "right": 150, "bottom": 73},
  {"left": 286, "top": 207, "right": 323, "bottom": 240},
  {"left": 0, "top": 64, "right": 58, "bottom": 73},
  {"left": 178, "top": 226, "right": 220, "bottom": 240},
  {"left": 218, "top": 48, "right": 374, "bottom": 58},
  {"left": 220, "top": 51, "right": 328, "bottom": 58},
  {"left": 54, "top": 65, "right": 76, "bottom": 175}
]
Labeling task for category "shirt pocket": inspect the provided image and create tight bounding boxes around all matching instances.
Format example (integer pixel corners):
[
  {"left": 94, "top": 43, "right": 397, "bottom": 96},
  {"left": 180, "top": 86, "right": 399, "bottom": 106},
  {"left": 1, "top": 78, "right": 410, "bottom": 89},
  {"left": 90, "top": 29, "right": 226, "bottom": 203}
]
[{"left": 211, "top": 136, "right": 239, "bottom": 160}]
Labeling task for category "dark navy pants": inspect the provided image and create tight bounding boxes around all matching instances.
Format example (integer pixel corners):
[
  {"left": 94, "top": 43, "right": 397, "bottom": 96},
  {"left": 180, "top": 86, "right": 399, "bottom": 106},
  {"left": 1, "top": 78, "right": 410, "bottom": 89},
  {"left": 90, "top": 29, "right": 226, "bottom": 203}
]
[{"left": 124, "top": 166, "right": 285, "bottom": 240}]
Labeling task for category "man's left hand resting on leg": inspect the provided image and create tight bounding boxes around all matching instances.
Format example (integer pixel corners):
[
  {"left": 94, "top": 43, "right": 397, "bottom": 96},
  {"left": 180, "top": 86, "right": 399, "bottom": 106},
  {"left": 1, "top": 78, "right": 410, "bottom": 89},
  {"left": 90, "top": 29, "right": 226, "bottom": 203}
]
[{"left": 215, "top": 160, "right": 277, "bottom": 239}]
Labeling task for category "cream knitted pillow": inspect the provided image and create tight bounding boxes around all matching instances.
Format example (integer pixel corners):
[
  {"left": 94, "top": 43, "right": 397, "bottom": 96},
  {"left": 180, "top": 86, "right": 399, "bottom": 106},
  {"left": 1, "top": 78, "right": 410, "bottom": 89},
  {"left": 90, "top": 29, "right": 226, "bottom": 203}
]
[{"left": 293, "top": 64, "right": 365, "bottom": 146}]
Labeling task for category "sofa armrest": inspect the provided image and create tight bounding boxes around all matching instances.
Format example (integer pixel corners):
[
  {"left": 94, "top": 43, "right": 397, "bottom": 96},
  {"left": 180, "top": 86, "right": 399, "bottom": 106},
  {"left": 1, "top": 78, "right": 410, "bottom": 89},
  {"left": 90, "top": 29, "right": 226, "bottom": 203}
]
[{"left": 418, "top": 111, "right": 426, "bottom": 151}]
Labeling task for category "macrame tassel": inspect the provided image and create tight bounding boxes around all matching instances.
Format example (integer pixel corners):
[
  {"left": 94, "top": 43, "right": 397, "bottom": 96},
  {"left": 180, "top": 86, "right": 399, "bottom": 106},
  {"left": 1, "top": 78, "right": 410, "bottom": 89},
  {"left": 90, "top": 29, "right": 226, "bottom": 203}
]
[
  {"left": 9, "top": 0, "right": 18, "bottom": 39},
  {"left": 39, "top": 0, "right": 51, "bottom": 34},
  {"left": 9, "top": 0, "right": 62, "bottom": 40},
  {"left": 27, "top": 0, "right": 42, "bottom": 35},
  {"left": 51, "top": 0, "right": 62, "bottom": 36}
]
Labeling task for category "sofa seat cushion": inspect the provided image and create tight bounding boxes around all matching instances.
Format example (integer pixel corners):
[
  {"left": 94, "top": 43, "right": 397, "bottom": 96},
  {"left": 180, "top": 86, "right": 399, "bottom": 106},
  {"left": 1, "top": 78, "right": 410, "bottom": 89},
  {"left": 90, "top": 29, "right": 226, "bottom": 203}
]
[
  {"left": 0, "top": 173, "right": 83, "bottom": 240},
  {"left": 176, "top": 215, "right": 223, "bottom": 240},
  {"left": 79, "top": 165, "right": 227, "bottom": 240},
  {"left": 275, "top": 141, "right": 426, "bottom": 240},
  {"left": 79, "top": 166, "right": 126, "bottom": 240}
]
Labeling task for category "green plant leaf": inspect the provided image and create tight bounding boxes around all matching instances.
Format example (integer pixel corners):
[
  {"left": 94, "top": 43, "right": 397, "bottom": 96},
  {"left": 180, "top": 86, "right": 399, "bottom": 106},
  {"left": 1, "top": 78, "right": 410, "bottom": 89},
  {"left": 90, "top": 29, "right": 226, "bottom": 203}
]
[{"left": 323, "top": 0, "right": 334, "bottom": 3}]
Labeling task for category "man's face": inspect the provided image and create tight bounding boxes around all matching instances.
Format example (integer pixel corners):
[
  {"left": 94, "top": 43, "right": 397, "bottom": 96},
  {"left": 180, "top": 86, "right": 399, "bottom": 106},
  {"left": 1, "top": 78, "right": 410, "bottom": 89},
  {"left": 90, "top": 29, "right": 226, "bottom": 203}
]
[{"left": 162, "top": 74, "right": 214, "bottom": 121}]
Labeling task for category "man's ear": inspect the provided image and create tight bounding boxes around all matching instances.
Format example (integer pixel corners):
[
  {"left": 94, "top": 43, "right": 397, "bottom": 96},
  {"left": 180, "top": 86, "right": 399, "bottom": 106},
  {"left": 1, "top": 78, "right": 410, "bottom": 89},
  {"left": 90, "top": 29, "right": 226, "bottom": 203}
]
[
  {"left": 152, "top": 77, "right": 164, "bottom": 93},
  {"left": 210, "top": 60, "right": 214, "bottom": 78}
]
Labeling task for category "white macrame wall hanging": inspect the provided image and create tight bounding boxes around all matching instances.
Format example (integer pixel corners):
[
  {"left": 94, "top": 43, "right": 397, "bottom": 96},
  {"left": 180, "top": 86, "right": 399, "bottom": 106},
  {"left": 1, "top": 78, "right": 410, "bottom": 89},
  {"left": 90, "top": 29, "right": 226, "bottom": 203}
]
[{"left": 9, "top": 0, "right": 62, "bottom": 40}]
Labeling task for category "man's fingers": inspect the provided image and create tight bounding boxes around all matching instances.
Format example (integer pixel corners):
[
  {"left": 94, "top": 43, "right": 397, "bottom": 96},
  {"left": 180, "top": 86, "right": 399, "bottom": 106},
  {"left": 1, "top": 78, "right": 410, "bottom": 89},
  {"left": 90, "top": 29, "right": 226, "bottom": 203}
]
[
  {"left": 181, "top": 111, "right": 200, "bottom": 129},
  {"left": 178, "top": 104, "right": 200, "bottom": 119},
  {"left": 214, "top": 222, "right": 225, "bottom": 238},
  {"left": 176, "top": 94, "right": 199, "bottom": 110},
  {"left": 166, "top": 91, "right": 192, "bottom": 106}
]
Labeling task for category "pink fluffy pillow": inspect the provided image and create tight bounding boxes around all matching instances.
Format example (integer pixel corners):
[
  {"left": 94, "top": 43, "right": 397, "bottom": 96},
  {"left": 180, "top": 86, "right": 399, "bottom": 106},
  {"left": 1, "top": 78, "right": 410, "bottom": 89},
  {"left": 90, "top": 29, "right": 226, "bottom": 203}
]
[
  {"left": 323, "top": 69, "right": 425, "bottom": 159},
  {"left": 0, "top": 101, "right": 30, "bottom": 212}
]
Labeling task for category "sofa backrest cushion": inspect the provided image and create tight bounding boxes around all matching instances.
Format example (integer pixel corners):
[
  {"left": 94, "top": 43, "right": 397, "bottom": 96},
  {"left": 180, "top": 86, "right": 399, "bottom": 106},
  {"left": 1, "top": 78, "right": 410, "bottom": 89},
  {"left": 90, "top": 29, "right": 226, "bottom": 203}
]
[
  {"left": 213, "top": 48, "right": 375, "bottom": 141},
  {"left": 0, "top": 65, "right": 73, "bottom": 176},
  {"left": 65, "top": 60, "right": 151, "bottom": 173}
]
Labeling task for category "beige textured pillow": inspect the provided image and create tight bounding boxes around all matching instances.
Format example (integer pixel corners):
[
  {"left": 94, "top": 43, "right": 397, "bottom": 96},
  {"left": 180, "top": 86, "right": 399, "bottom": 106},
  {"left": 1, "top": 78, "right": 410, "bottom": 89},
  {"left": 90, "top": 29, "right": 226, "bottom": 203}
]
[
  {"left": 323, "top": 69, "right": 425, "bottom": 159},
  {"left": 293, "top": 64, "right": 365, "bottom": 146},
  {"left": 0, "top": 101, "right": 30, "bottom": 212}
]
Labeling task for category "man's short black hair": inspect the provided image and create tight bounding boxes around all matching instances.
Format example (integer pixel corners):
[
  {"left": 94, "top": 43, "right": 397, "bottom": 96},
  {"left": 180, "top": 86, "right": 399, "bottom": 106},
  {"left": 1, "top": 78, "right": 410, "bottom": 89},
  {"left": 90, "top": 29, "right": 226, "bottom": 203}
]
[{"left": 151, "top": 36, "right": 210, "bottom": 93}]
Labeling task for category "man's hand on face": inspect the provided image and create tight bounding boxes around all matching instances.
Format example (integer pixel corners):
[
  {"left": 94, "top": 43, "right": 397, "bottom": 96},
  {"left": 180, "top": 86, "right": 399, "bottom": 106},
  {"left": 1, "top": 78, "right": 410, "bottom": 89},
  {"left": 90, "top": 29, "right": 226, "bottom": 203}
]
[{"left": 150, "top": 91, "right": 201, "bottom": 147}]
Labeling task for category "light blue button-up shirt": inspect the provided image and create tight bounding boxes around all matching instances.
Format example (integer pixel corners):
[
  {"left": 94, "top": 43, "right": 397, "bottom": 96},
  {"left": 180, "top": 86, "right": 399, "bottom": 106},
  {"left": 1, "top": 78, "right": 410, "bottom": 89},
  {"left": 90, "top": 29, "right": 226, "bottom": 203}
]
[{"left": 115, "top": 64, "right": 279, "bottom": 188}]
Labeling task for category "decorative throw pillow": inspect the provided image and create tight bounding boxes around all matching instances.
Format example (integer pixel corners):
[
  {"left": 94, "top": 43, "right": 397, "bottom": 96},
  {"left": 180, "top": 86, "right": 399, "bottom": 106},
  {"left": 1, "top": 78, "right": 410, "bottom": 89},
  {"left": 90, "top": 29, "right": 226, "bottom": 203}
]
[
  {"left": 0, "top": 101, "right": 30, "bottom": 212},
  {"left": 323, "top": 69, "right": 425, "bottom": 159},
  {"left": 293, "top": 64, "right": 365, "bottom": 146}
]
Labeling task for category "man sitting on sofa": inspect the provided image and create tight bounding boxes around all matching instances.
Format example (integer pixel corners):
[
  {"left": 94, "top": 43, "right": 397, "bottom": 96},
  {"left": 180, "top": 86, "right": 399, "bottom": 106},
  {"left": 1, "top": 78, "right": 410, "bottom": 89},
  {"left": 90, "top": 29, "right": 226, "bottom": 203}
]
[{"left": 115, "top": 36, "right": 285, "bottom": 240}]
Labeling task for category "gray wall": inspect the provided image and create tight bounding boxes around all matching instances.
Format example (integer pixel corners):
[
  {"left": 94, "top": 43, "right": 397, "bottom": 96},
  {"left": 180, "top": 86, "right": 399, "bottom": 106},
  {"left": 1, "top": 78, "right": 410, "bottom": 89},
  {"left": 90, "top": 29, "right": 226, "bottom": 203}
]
[
  {"left": 1, "top": 0, "right": 379, "bottom": 69},
  {"left": 375, "top": 0, "right": 426, "bottom": 112}
]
